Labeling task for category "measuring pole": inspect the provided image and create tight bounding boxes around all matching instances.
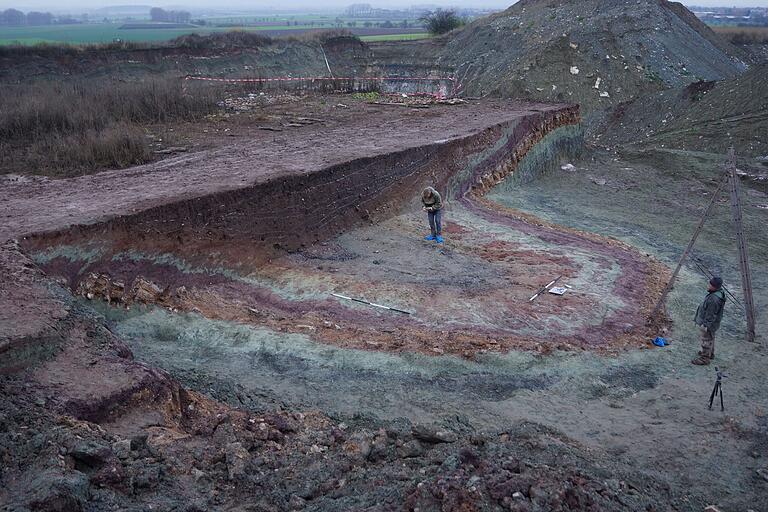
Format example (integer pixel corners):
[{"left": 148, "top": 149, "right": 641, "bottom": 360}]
[
  {"left": 649, "top": 172, "right": 729, "bottom": 319},
  {"left": 725, "top": 148, "right": 757, "bottom": 343}
]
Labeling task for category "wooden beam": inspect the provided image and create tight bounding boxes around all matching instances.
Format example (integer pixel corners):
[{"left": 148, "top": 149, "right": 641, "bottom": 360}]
[
  {"left": 726, "top": 148, "right": 757, "bottom": 343},
  {"left": 649, "top": 169, "right": 729, "bottom": 321}
]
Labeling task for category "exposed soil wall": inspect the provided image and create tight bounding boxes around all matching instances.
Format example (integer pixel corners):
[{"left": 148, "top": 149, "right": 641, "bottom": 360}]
[
  {"left": 22, "top": 105, "right": 580, "bottom": 264},
  {"left": 16, "top": 101, "right": 670, "bottom": 362},
  {"left": 0, "top": 36, "right": 374, "bottom": 83}
]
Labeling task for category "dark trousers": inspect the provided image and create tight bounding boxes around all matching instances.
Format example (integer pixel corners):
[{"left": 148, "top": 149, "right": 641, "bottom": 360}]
[{"left": 428, "top": 209, "right": 442, "bottom": 236}]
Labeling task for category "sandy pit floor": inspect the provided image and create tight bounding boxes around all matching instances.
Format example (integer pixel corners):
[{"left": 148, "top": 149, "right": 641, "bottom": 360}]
[
  {"left": 32, "top": 196, "right": 665, "bottom": 359},
  {"left": 85, "top": 151, "right": 767, "bottom": 512}
]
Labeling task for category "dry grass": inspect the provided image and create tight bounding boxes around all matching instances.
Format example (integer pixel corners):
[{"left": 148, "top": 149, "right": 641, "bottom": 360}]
[
  {"left": 0, "top": 30, "right": 362, "bottom": 177},
  {"left": 0, "top": 78, "right": 218, "bottom": 177},
  {"left": 0, "top": 30, "right": 358, "bottom": 59},
  {"left": 712, "top": 26, "right": 768, "bottom": 45},
  {"left": 0, "top": 40, "right": 151, "bottom": 59},
  {"left": 26, "top": 123, "right": 153, "bottom": 173}
]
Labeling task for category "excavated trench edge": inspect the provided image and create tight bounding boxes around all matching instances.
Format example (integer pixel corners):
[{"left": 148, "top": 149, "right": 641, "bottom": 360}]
[
  {"left": 22, "top": 105, "right": 581, "bottom": 262},
  {"left": 12, "top": 102, "right": 672, "bottom": 363}
]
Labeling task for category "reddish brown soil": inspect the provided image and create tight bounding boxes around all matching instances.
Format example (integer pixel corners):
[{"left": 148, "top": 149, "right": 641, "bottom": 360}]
[
  {"left": 7, "top": 95, "right": 668, "bottom": 360},
  {"left": 1, "top": 98, "right": 570, "bottom": 243},
  {"left": 5, "top": 94, "right": 674, "bottom": 361}
]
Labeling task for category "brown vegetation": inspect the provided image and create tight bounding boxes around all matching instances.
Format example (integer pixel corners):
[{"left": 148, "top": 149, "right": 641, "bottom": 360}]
[
  {"left": 172, "top": 28, "right": 358, "bottom": 48},
  {"left": 712, "top": 25, "right": 768, "bottom": 45},
  {"left": 0, "top": 40, "right": 152, "bottom": 58},
  {"left": 0, "top": 78, "right": 217, "bottom": 176},
  {"left": 0, "top": 29, "right": 359, "bottom": 59}
]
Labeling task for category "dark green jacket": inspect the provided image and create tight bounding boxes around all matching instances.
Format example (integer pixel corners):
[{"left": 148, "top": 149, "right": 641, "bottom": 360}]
[
  {"left": 695, "top": 289, "right": 726, "bottom": 332},
  {"left": 422, "top": 188, "right": 443, "bottom": 212}
]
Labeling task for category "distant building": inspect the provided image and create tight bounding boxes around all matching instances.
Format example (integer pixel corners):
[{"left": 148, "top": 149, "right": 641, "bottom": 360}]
[
  {"left": 345, "top": 4, "right": 374, "bottom": 17},
  {"left": 690, "top": 5, "right": 768, "bottom": 26}
]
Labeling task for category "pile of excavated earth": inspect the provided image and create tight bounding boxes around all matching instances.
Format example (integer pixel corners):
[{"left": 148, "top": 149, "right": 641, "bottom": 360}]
[
  {"left": 2, "top": 1, "right": 768, "bottom": 511},
  {"left": 375, "top": 0, "right": 749, "bottom": 109}
]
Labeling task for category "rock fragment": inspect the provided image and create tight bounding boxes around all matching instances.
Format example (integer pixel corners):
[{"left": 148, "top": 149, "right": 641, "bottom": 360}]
[
  {"left": 26, "top": 470, "right": 90, "bottom": 512},
  {"left": 225, "top": 442, "right": 250, "bottom": 481},
  {"left": 397, "top": 440, "right": 425, "bottom": 458},
  {"left": 112, "top": 439, "right": 131, "bottom": 460},
  {"left": 411, "top": 424, "right": 457, "bottom": 444}
]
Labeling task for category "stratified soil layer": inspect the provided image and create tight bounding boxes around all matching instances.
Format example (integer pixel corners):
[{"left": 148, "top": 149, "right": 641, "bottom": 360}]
[
  {"left": 7, "top": 96, "right": 667, "bottom": 358},
  {"left": 2, "top": 99, "right": 575, "bottom": 244}
]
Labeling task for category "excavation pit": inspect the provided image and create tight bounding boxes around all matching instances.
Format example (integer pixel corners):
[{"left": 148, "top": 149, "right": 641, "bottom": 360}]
[{"left": 4, "top": 96, "right": 666, "bottom": 360}]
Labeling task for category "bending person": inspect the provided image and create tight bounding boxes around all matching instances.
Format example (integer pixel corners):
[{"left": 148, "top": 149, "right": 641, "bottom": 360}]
[{"left": 422, "top": 186, "right": 444, "bottom": 244}]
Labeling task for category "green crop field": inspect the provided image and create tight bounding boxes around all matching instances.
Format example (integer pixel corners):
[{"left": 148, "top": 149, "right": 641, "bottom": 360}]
[
  {"left": 0, "top": 24, "right": 311, "bottom": 45},
  {"left": 0, "top": 23, "right": 428, "bottom": 45}
]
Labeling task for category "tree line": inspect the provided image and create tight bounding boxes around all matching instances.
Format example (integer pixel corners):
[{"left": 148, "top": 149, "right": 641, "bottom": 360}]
[
  {"left": 0, "top": 9, "right": 55, "bottom": 26},
  {"left": 149, "top": 8, "right": 191, "bottom": 24}
]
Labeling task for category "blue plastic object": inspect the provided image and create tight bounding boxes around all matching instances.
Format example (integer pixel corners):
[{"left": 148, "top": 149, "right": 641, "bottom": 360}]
[
  {"left": 424, "top": 234, "right": 436, "bottom": 241},
  {"left": 436, "top": 236, "right": 444, "bottom": 244},
  {"left": 652, "top": 337, "right": 667, "bottom": 347}
]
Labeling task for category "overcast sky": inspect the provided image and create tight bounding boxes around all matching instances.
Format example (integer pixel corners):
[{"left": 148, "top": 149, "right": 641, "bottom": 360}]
[{"left": 2, "top": 0, "right": 767, "bottom": 12}]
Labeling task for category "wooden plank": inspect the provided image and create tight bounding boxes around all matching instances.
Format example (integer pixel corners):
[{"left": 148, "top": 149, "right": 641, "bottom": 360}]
[
  {"left": 649, "top": 172, "right": 729, "bottom": 320},
  {"left": 726, "top": 148, "right": 758, "bottom": 343}
]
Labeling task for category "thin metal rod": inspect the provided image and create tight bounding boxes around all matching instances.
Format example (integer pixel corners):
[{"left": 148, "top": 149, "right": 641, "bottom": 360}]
[
  {"left": 529, "top": 276, "right": 562, "bottom": 302},
  {"left": 650, "top": 173, "right": 730, "bottom": 320},
  {"left": 726, "top": 148, "right": 757, "bottom": 343},
  {"left": 319, "top": 44, "right": 334, "bottom": 79},
  {"left": 332, "top": 293, "right": 412, "bottom": 315}
]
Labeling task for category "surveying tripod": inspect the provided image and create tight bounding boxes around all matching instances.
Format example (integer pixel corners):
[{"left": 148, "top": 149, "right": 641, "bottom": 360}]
[{"left": 708, "top": 367, "right": 726, "bottom": 412}]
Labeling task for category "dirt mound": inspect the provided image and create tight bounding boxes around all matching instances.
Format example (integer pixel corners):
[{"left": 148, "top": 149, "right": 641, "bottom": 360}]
[
  {"left": 1, "top": 380, "right": 681, "bottom": 511},
  {"left": 440, "top": 0, "right": 746, "bottom": 113},
  {"left": 594, "top": 64, "right": 768, "bottom": 157}
]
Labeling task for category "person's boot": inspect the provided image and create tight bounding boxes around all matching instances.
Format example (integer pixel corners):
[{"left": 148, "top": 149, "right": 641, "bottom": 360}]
[
  {"left": 435, "top": 235, "right": 444, "bottom": 244},
  {"left": 424, "top": 234, "right": 436, "bottom": 241},
  {"left": 697, "top": 350, "right": 715, "bottom": 360},
  {"left": 691, "top": 355, "right": 711, "bottom": 365}
]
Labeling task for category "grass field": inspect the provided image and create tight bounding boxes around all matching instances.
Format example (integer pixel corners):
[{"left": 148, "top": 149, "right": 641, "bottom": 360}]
[
  {"left": 0, "top": 24, "right": 308, "bottom": 45},
  {"left": 0, "top": 23, "right": 428, "bottom": 45}
]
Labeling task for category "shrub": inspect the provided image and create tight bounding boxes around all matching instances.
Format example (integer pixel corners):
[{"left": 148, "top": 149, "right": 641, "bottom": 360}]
[
  {"left": 419, "top": 9, "right": 465, "bottom": 35},
  {"left": 171, "top": 31, "right": 272, "bottom": 49}
]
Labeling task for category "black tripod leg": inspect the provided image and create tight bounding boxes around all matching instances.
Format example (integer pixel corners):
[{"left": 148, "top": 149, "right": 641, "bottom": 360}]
[
  {"left": 709, "top": 382, "right": 718, "bottom": 410},
  {"left": 719, "top": 386, "right": 724, "bottom": 412}
]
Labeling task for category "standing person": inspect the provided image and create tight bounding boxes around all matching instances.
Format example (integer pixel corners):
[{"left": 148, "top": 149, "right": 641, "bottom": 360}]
[
  {"left": 422, "top": 187, "right": 444, "bottom": 244},
  {"left": 692, "top": 276, "right": 726, "bottom": 365}
]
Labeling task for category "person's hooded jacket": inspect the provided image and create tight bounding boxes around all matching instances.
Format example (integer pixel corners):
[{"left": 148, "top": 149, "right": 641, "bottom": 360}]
[
  {"left": 422, "top": 187, "right": 442, "bottom": 212},
  {"left": 695, "top": 289, "right": 726, "bottom": 333}
]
